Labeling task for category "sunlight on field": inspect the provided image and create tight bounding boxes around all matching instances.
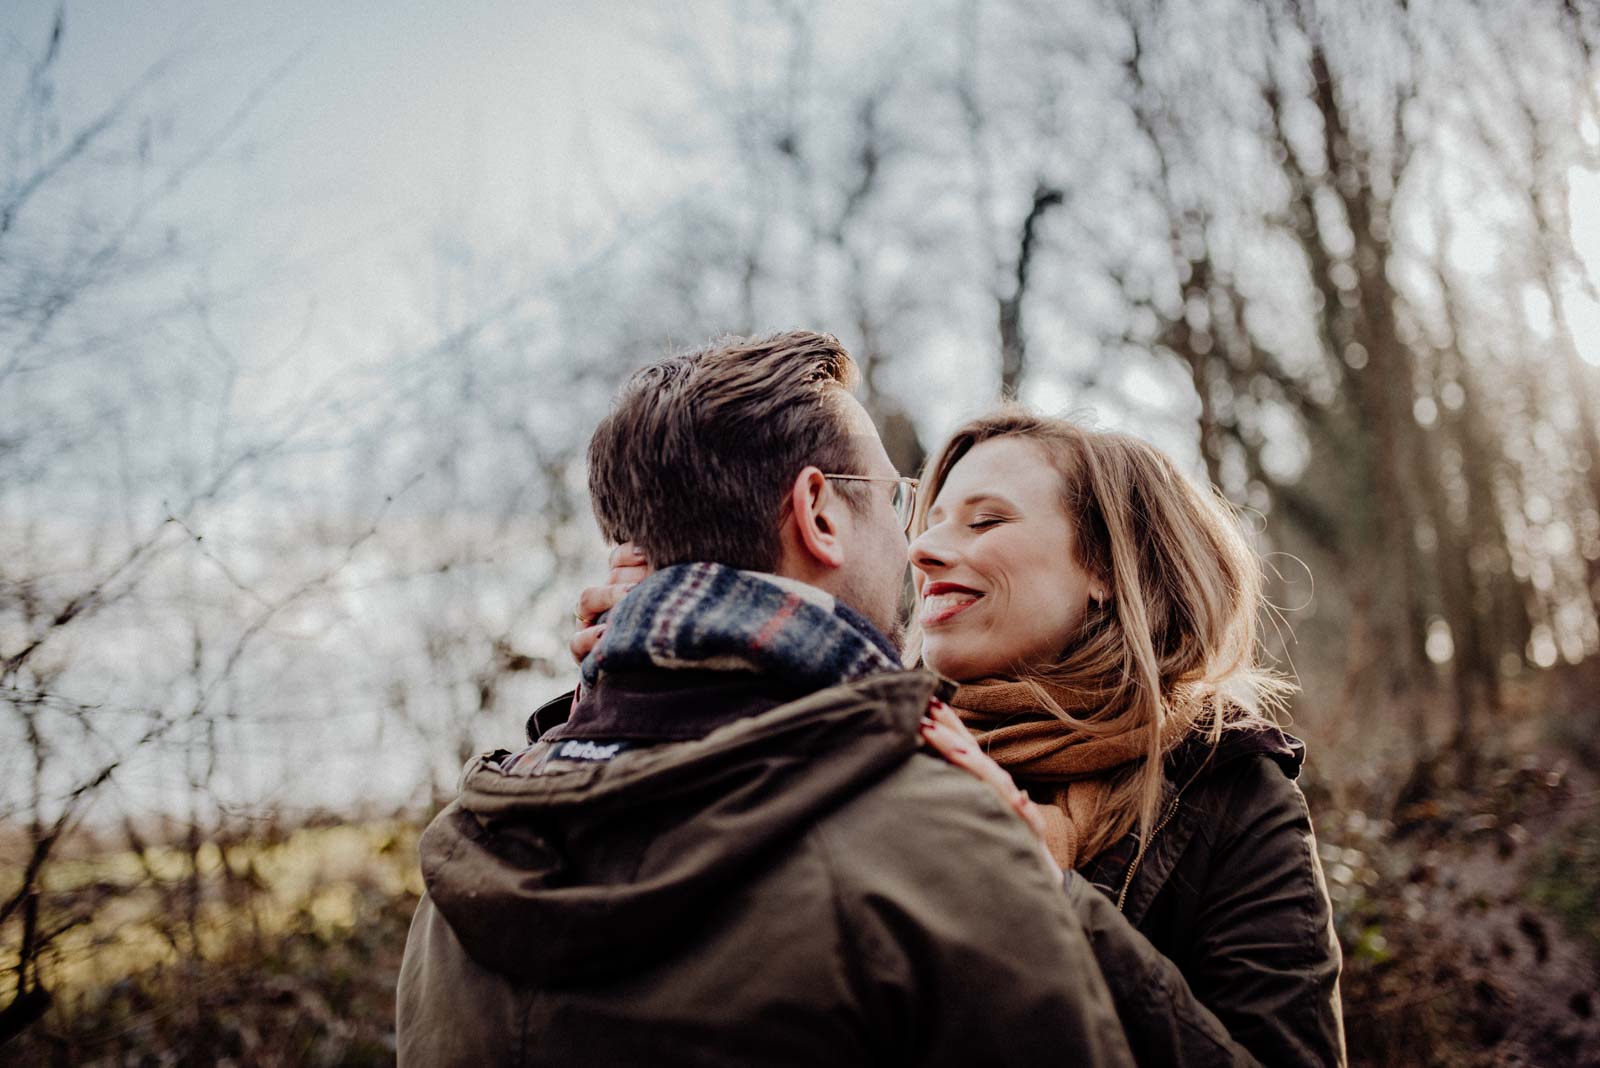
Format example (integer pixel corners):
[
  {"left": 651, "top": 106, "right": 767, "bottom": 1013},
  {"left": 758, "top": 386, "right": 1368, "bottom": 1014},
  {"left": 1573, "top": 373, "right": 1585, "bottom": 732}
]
[{"left": 4, "top": 822, "right": 425, "bottom": 998}]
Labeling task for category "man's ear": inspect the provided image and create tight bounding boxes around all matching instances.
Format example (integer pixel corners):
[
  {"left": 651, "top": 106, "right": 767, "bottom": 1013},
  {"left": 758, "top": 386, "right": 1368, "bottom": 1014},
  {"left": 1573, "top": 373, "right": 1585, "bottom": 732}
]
[{"left": 786, "top": 466, "right": 847, "bottom": 570}]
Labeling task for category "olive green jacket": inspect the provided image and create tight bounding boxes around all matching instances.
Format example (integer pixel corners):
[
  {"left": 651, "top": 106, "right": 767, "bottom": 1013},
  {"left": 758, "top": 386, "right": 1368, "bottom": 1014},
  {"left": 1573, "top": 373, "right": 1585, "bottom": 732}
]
[{"left": 397, "top": 670, "right": 1134, "bottom": 1068}]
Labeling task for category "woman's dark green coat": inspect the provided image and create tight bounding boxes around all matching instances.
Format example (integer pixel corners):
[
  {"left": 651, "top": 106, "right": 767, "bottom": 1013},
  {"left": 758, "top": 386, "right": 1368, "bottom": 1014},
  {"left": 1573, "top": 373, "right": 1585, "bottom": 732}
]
[{"left": 1066, "top": 727, "right": 1346, "bottom": 1068}]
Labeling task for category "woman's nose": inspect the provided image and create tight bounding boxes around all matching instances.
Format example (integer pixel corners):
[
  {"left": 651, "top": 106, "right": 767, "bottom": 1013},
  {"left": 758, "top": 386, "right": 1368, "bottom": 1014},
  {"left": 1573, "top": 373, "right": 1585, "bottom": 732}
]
[{"left": 909, "top": 526, "right": 954, "bottom": 573}]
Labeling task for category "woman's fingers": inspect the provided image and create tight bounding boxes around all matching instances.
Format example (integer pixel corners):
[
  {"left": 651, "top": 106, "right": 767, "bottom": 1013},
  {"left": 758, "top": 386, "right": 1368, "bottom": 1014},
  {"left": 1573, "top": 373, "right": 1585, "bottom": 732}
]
[
  {"left": 604, "top": 543, "right": 651, "bottom": 589},
  {"left": 919, "top": 717, "right": 972, "bottom": 763},
  {"left": 568, "top": 623, "right": 606, "bottom": 664},
  {"left": 929, "top": 699, "right": 981, "bottom": 745},
  {"left": 605, "top": 564, "right": 651, "bottom": 588},
  {"left": 568, "top": 546, "right": 650, "bottom": 665},
  {"left": 920, "top": 717, "right": 1011, "bottom": 793},
  {"left": 608, "top": 542, "right": 648, "bottom": 569},
  {"left": 572, "top": 544, "right": 652, "bottom": 636},
  {"left": 920, "top": 706, "right": 1051, "bottom": 848},
  {"left": 576, "top": 580, "right": 637, "bottom": 625}
]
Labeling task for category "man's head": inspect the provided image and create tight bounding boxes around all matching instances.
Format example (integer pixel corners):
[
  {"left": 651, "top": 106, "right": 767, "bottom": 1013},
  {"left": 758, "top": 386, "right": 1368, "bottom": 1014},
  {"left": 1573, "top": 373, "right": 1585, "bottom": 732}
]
[{"left": 587, "top": 331, "right": 909, "bottom": 641}]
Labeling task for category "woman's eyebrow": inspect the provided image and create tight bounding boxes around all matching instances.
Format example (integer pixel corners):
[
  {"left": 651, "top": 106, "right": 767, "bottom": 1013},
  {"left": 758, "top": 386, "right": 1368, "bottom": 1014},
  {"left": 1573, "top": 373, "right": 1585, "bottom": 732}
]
[{"left": 960, "top": 493, "right": 1018, "bottom": 511}]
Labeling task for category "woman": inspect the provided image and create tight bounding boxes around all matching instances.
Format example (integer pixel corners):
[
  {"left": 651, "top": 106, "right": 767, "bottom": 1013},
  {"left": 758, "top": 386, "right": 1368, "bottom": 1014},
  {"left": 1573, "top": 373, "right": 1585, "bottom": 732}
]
[
  {"left": 570, "top": 407, "right": 1344, "bottom": 1067},
  {"left": 908, "top": 408, "right": 1344, "bottom": 1067}
]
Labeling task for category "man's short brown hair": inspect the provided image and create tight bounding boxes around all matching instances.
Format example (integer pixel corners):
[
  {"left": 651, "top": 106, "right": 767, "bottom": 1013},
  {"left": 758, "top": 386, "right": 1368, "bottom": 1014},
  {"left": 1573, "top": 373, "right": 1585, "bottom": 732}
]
[{"left": 588, "top": 331, "right": 867, "bottom": 571}]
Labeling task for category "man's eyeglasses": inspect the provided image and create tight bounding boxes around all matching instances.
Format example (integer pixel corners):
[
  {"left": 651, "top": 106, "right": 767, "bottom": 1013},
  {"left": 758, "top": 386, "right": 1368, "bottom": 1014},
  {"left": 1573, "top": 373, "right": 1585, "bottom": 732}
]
[{"left": 824, "top": 474, "right": 920, "bottom": 533}]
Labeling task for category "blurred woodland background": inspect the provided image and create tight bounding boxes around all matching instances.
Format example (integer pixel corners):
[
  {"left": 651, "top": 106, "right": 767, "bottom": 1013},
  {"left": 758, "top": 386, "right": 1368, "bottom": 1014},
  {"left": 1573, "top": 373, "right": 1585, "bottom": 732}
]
[{"left": 4, "top": 1, "right": 1600, "bottom": 1064}]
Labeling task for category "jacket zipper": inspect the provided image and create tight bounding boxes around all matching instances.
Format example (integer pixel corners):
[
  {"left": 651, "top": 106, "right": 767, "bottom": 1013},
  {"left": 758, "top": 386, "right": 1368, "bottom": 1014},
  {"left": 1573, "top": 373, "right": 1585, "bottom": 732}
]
[{"left": 1116, "top": 792, "right": 1184, "bottom": 912}]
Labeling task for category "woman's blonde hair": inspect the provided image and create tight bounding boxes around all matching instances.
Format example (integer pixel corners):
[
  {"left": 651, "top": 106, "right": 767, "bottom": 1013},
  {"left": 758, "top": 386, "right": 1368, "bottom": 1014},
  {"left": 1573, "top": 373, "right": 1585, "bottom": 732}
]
[{"left": 912, "top": 406, "right": 1294, "bottom": 858}]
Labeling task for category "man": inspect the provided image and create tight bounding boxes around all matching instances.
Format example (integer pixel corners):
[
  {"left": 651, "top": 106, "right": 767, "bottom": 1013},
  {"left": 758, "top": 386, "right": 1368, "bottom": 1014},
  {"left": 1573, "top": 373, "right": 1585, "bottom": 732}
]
[{"left": 396, "top": 331, "right": 1132, "bottom": 1067}]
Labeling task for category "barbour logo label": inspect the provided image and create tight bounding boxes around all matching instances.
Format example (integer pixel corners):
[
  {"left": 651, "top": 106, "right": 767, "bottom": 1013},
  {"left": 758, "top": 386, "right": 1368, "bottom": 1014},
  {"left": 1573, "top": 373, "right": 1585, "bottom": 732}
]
[{"left": 555, "top": 740, "right": 625, "bottom": 762}]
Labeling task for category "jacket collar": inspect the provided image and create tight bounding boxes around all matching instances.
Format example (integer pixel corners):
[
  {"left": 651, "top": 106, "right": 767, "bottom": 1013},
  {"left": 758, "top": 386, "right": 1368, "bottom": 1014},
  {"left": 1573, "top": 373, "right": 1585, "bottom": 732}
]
[
  {"left": 543, "top": 669, "right": 813, "bottom": 744},
  {"left": 529, "top": 670, "right": 959, "bottom": 747},
  {"left": 1168, "top": 722, "right": 1304, "bottom": 785}
]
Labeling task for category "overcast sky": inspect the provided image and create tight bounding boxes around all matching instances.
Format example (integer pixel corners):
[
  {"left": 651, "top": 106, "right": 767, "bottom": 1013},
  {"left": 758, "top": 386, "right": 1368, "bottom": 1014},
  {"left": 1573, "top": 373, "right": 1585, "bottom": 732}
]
[
  {"left": 11, "top": 2, "right": 1598, "bottom": 382},
  {"left": 5, "top": 2, "right": 724, "bottom": 362}
]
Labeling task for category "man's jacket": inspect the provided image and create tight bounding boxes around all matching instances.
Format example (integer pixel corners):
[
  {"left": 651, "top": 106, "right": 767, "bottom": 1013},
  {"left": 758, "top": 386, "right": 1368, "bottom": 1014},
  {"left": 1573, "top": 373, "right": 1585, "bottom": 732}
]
[{"left": 397, "top": 669, "right": 1134, "bottom": 1067}]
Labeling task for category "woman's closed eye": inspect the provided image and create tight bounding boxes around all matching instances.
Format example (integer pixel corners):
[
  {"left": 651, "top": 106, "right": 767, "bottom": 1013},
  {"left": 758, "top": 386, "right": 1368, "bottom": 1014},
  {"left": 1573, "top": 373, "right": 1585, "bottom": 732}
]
[{"left": 968, "top": 516, "right": 1007, "bottom": 530}]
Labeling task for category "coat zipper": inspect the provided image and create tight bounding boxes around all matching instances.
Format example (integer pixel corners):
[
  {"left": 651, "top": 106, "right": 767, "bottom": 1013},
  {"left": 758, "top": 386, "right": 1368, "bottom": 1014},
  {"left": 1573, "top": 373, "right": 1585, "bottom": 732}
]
[{"left": 1116, "top": 792, "right": 1184, "bottom": 912}]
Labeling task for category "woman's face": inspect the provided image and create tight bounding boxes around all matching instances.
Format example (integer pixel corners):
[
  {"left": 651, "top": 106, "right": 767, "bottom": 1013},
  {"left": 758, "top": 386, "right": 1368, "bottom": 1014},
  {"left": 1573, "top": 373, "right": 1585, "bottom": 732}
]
[{"left": 910, "top": 436, "right": 1099, "bottom": 682}]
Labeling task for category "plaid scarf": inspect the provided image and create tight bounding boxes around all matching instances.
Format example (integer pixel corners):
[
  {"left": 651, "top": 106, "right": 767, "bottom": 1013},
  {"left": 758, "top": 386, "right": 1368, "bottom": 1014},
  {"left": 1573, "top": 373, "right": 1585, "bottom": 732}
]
[{"left": 581, "top": 562, "right": 901, "bottom": 692}]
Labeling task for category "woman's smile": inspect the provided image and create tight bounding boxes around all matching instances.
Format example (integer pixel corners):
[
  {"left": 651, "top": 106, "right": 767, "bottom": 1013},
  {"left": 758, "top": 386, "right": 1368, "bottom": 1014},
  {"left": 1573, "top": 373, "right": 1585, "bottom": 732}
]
[{"left": 919, "top": 582, "right": 985, "bottom": 626}]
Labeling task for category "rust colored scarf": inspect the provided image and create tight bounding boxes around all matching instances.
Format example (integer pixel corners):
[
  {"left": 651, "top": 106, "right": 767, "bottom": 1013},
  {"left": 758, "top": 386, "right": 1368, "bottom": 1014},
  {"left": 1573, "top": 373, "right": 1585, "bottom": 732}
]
[{"left": 953, "top": 679, "right": 1188, "bottom": 869}]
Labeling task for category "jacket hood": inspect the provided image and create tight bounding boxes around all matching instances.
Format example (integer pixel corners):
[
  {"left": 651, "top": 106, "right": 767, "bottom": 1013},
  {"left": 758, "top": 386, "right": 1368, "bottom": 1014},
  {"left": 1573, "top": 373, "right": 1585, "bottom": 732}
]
[{"left": 417, "top": 670, "right": 939, "bottom": 986}]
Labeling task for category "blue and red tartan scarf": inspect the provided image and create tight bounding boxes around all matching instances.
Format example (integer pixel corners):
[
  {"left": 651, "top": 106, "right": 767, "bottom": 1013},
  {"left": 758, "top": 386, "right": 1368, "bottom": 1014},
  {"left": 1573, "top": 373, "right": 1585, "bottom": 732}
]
[{"left": 580, "top": 562, "right": 902, "bottom": 693}]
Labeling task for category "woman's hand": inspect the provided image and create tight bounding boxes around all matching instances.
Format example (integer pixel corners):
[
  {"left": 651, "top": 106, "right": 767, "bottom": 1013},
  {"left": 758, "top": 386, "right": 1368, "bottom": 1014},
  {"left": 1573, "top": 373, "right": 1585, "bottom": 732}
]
[
  {"left": 569, "top": 543, "right": 651, "bottom": 663},
  {"left": 919, "top": 700, "right": 1058, "bottom": 872}
]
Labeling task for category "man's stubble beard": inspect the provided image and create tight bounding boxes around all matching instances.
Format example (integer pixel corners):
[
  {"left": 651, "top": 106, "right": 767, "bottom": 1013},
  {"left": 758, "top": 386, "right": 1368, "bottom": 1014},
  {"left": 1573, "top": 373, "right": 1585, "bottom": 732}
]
[{"left": 839, "top": 559, "right": 910, "bottom": 656}]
